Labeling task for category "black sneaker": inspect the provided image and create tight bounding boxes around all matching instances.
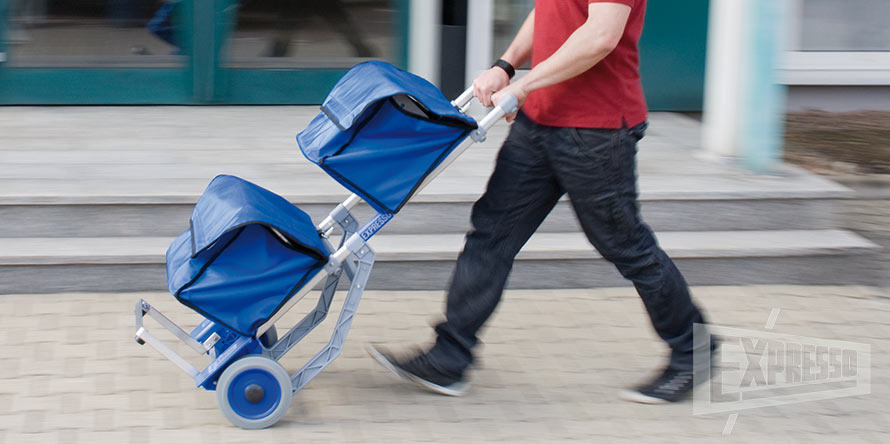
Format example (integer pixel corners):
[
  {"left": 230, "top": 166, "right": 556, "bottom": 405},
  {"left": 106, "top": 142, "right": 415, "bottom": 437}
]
[
  {"left": 366, "top": 344, "right": 470, "bottom": 397},
  {"left": 620, "top": 366, "right": 703, "bottom": 404}
]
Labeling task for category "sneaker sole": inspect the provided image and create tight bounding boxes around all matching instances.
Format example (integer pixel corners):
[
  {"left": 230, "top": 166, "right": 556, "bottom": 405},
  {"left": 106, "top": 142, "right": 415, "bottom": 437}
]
[
  {"left": 365, "top": 344, "right": 470, "bottom": 397},
  {"left": 618, "top": 389, "right": 671, "bottom": 405}
]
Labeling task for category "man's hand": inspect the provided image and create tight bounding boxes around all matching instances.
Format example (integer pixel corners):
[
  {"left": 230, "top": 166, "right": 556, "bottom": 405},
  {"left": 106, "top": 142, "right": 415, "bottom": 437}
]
[
  {"left": 491, "top": 81, "right": 529, "bottom": 123},
  {"left": 473, "top": 67, "right": 511, "bottom": 107}
]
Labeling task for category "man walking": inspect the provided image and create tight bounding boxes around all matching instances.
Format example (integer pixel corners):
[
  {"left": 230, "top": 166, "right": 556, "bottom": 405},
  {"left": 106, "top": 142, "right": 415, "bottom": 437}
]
[{"left": 369, "top": 0, "right": 710, "bottom": 404}]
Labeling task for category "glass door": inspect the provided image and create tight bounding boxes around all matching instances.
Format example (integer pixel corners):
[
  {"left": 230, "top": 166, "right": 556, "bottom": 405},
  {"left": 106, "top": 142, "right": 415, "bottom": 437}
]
[
  {"left": 0, "top": 0, "right": 193, "bottom": 103},
  {"left": 215, "top": 0, "right": 409, "bottom": 104},
  {"left": 0, "top": 0, "right": 409, "bottom": 104}
]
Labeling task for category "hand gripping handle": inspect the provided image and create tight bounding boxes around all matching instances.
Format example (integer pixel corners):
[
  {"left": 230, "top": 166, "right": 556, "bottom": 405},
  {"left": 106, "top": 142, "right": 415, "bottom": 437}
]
[{"left": 452, "top": 84, "right": 518, "bottom": 128}]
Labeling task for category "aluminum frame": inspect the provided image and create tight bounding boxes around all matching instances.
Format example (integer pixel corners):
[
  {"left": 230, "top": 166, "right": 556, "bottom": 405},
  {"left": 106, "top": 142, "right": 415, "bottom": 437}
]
[
  {"left": 133, "top": 88, "right": 515, "bottom": 396},
  {"left": 133, "top": 190, "right": 376, "bottom": 391}
]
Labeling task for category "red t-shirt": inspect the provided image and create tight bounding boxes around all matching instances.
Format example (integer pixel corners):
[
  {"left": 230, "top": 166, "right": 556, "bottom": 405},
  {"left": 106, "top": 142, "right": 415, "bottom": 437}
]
[{"left": 522, "top": 0, "right": 648, "bottom": 129}]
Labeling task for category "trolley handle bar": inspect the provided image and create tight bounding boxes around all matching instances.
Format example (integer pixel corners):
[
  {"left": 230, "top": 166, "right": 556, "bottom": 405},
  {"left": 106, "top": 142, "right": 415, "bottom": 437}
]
[
  {"left": 451, "top": 86, "right": 475, "bottom": 110},
  {"left": 478, "top": 94, "right": 518, "bottom": 131},
  {"left": 451, "top": 86, "right": 520, "bottom": 120}
]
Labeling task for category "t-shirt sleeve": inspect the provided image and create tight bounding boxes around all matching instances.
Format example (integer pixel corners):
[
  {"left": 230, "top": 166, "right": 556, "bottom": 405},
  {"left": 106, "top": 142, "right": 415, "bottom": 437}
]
[{"left": 588, "top": 0, "right": 635, "bottom": 8}]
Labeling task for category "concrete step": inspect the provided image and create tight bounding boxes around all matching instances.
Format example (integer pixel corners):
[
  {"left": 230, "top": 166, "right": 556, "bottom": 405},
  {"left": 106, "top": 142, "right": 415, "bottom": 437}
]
[
  {"left": 0, "top": 197, "right": 844, "bottom": 238},
  {"left": 0, "top": 230, "right": 880, "bottom": 293},
  {"left": 0, "top": 168, "right": 850, "bottom": 238},
  {"left": 1, "top": 108, "right": 875, "bottom": 293},
  {"left": 0, "top": 108, "right": 853, "bottom": 238}
]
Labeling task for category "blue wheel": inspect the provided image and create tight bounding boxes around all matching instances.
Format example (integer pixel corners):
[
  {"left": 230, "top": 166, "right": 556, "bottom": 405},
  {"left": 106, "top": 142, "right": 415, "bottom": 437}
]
[{"left": 216, "top": 355, "right": 292, "bottom": 429}]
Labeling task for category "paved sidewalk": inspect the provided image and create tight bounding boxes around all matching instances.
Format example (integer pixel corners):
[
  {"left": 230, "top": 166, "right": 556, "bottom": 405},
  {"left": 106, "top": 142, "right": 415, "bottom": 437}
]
[{"left": 1, "top": 285, "right": 888, "bottom": 443}]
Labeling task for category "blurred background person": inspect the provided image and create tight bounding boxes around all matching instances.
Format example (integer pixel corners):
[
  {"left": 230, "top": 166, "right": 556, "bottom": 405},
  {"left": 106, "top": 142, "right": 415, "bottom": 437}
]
[
  {"left": 264, "top": 0, "right": 375, "bottom": 58},
  {"left": 145, "top": 0, "right": 183, "bottom": 54}
]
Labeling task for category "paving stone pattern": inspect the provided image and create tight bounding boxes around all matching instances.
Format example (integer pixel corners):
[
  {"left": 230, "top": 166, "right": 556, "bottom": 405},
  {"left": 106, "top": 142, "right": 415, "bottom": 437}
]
[{"left": 0, "top": 285, "right": 888, "bottom": 443}]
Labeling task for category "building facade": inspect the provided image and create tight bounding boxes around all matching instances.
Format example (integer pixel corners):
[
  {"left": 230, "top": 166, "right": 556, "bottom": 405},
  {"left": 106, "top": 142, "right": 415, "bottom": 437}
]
[
  {"left": 0, "top": 0, "right": 885, "bottom": 111},
  {"left": 0, "top": 0, "right": 709, "bottom": 109}
]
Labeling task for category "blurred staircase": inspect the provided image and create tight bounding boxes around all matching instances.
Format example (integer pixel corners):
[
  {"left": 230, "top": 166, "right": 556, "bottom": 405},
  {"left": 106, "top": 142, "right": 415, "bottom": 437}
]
[{"left": 0, "top": 107, "right": 880, "bottom": 293}]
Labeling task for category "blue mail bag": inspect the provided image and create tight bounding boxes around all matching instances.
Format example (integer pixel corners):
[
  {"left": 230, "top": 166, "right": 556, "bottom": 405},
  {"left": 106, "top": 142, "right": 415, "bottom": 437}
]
[
  {"left": 297, "top": 61, "right": 478, "bottom": 214},
  {"left": 166, "top": 175, "right": 328, "bottom": 336}
]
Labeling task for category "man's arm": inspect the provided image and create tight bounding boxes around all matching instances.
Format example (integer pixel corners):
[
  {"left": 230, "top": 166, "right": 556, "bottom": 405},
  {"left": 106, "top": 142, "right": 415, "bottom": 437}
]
[
  {"left": 492, "top": 2, "right": 632, "bottom": 120},
  {"left": 473, "top": 9, "right": 535, "bottom": 107}
]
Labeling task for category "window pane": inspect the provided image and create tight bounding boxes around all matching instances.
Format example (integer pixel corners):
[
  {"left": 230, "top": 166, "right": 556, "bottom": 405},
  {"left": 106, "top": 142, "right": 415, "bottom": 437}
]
[
  {"left": 801, "top": 0, "right": 890, "bottom": 51},
  {"left": 224, "top": 0, "right": 395, "bottom": 69},
  {"left": 3, "top": 0, "right": 186, "bottom": 67}
]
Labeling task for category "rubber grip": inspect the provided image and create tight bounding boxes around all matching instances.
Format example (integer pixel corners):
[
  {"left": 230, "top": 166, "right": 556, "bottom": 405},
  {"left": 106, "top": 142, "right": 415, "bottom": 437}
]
[{"left": 498, "top": 95, "right": 519, "bottom": 115}]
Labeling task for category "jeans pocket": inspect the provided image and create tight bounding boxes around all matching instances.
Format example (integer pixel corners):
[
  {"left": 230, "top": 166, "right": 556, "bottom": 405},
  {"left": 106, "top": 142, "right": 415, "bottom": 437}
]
[
  {"left": 627, "top": 121, "right": 648, "bottom": 141},
  {"left": 569, "top": 127, "right": 616, "bottom": 166}
]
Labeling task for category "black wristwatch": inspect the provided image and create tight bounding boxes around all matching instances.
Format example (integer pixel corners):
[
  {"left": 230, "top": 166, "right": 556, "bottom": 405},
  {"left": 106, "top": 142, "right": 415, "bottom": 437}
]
[{"left": 492, "top": 59, "right": 516, "bottom": 79}]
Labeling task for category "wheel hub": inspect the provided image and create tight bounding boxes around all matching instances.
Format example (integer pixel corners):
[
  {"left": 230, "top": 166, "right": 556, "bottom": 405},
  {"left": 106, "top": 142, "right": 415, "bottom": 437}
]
[{"left": 244, "top": 384, "right": 265, "bottom": 403}]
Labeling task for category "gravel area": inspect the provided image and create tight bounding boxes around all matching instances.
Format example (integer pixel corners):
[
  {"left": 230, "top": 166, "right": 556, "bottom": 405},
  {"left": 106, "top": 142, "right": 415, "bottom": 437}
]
[{"left": 785, "top": 111, "right": 890, "bottom": 175}]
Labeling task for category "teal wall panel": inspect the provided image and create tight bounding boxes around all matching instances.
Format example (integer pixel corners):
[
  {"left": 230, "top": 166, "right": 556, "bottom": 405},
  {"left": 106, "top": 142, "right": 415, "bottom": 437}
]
[
  {"left": 0, "top": 69, "right": 191, "bottom": 104},
  {"left": 396, "top": 0, "right": 411, "bottom": 69},
  {"left": 222, "top": 70, "right": 345, "bottom": 104},
  {"left": 639, "top": 0, "right": 710, "bottom": 111}
]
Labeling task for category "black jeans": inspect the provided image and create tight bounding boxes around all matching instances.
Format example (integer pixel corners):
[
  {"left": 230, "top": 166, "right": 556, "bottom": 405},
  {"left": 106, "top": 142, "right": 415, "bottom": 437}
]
[{"left": 429, "top": 111, "right": 706, "bottom": 376}]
